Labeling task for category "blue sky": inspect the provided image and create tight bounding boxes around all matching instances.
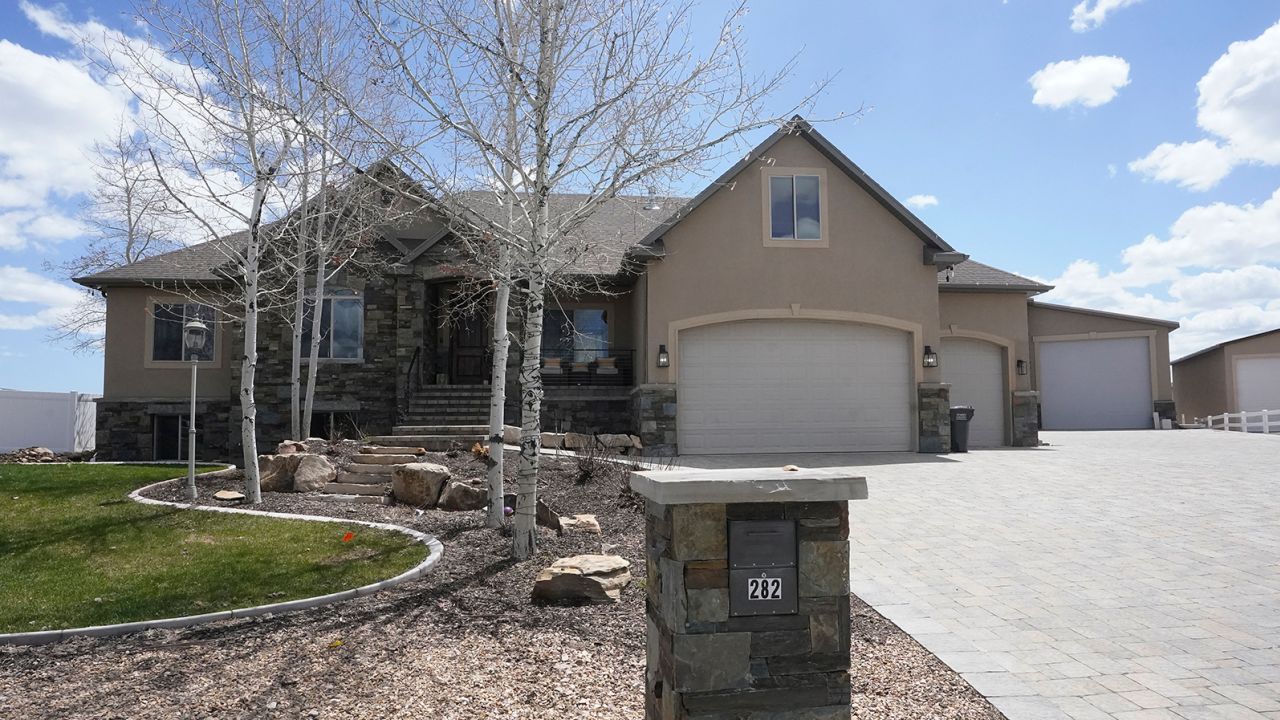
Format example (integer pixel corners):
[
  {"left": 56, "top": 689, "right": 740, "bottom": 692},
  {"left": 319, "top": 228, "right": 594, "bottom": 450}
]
[{"left": 2, "top": 0, "right": 1279, "bottom": 393}]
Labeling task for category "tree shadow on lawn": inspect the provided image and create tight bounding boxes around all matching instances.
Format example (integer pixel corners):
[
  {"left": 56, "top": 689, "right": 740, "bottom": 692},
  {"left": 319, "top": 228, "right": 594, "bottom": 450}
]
[{"left": 1, "top": 504, "right": 185, "bottom": 555}]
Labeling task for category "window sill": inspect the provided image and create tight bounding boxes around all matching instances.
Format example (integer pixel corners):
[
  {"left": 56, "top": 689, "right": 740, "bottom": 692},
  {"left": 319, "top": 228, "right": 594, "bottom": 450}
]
[
  {"left": 301, "top": 357, "right": 365, "bottom": 365},
  {"left": 763, "top": 237, "right": 829, "bottom": 249},
  {"left": 144, "top": 359, "right": 222, "bottom": 369}
]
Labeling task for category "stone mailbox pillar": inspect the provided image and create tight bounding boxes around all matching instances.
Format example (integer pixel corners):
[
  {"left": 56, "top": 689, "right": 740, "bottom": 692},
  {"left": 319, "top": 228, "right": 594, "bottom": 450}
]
[{"left": 630, "top": 467, "right": 869, "bottom": 720}]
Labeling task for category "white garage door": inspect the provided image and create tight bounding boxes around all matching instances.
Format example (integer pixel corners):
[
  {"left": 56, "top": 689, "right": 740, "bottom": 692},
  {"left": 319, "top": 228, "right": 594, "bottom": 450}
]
[
  {"left": 1234, "top": 356, "right": 1280, "bottom": 412},
  {"left": 1039, "top": 337, "right": 1153, "bottom": 430},
  {"left": 678, "top": 320, "right": 912, "bottom": 454},
  {"left": 942, "top": 338, "right": 1006, "bottom": 447}
]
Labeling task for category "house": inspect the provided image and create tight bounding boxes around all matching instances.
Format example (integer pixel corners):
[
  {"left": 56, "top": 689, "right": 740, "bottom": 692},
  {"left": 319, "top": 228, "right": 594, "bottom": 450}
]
[
  {"left": 1172, "top": 328, "right": 1280, "bottom": 422},
  {"left": 76, "top": 119, "right": 1180, "bottom": 460}
]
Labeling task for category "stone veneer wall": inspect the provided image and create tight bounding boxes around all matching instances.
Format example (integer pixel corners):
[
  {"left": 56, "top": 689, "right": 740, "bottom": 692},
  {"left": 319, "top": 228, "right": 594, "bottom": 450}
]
[
  {"left": 95, "top": 399, "right": 231, "bottom": 462},
  {"left": 506, "top": 386, "right": 635, "bottom": 434},
  {"left": 916, "top": 382, "right": 951, "bottom": 453},
  {"left": 633, "top": 384, "right": 677, "bottom": 456},
  {"left": 644, "top": 500, "right": 851, "bottom": 719},
  {"left": 1011, "top": 390, "right": 1040, "bottom": 447}
]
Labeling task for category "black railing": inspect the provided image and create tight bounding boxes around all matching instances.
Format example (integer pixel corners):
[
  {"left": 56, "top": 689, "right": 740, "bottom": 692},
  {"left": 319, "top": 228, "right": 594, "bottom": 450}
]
[
  {"left": 399, "top": 346, "right": 422, "bottom": 423},
  {"left": 539, "top": 348, "right": 635, "bottom": 386}
]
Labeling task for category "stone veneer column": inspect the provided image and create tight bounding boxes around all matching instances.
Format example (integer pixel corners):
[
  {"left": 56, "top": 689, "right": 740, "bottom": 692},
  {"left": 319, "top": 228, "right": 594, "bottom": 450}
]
[
  {"left": 916, "top": 382, "right": 951, "bottom": 453},
  {"left": 1011, "top": 390, "right": 1041, "bottom": 447},
  {"left": 632, "top": 467, "right": 868, "bottom": 720},
  {"left": 632, "top": 383, "right": 678, "bottom": 455}
]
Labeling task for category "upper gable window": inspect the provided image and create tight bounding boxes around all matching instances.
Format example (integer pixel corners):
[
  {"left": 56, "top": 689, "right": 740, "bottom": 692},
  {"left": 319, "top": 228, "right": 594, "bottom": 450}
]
[
  {"left": 152, "top": 302, "right": 215, "bottom": 362},
  {"left": 763, "top": 167, "right": 828, "bottom": 248}
]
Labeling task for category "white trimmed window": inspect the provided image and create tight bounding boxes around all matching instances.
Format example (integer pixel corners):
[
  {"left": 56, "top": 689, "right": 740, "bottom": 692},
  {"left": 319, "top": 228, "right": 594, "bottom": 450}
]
[
  {"left": 301, "top": 288, "right": 364, "bottom": 360},
  {"left": 152, "top": 302, "right": 215, "bottom": 362},
  {"left": 762, "top": 167, "right": 828, "bottom": 247}
]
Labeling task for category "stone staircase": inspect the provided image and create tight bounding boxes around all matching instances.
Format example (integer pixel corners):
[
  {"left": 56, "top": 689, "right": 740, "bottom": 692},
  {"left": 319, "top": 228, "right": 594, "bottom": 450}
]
[{"left": 316, "top": 445, "right": 425, "bottom": 505}]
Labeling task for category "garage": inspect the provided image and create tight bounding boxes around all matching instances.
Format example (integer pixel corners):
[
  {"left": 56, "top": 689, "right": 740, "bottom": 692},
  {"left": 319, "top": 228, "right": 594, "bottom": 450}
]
[
  {"left": 941, "top": 337, "right": 1007, "bottom": 446},
  {"left": 677, "top": 320, "right": 912, "bottom": 454},
  {"left": 1038, "top": 337, "right": 1153, "bottom": 430},
  {"left": 1234, "top": 356, "right": 1280, "bottom": 412}
]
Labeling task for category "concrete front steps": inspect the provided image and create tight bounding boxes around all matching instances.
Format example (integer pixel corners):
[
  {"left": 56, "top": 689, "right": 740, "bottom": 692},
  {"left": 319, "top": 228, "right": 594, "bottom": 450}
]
[
  {"left": 315, "top": 446, "right": 425, "bottom": 504},
  {"left": 401, "top": 385, "right": 491, "bottom": 425},
  {"left": 366, "top": 424, "right": 489, "bottom": 452}
]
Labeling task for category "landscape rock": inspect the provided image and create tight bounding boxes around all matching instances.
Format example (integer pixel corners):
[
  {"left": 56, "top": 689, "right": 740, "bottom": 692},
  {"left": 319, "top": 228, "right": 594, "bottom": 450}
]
[
  {"left": 258, "top": 454, "right": 302, "bottom": 493},
  {"left": 629, "top": 435, "right": 643, "bottom": 449},
  {"left": 438, "top": 478, "right": 487, "bottom": 511},
  {"left": 502, "top": 425, "right": 521, "bottom": 445},
  {"left": 532, "top": 554, "right": 632, "bottom": 603},
  {"left": 392, "top": 463, "right": 452, "bottom": 508},
  {"left": 501, "top": 494, "right": 562, "bottom": 531},
  {"left": 276, "top": 440, "right": 307, "bottom": 455},
  {"left": 291, "top": 454, "right": 336, "bottom": 492},
  {"left": 596, "top": 434, "right": 633, "bottom": 449},
  {"left": 540, "top": 432, "right": 565, "bottom": 449},
  {"left": 559, "top": 514, "right": 601, "bottom": 534},
  {"left": 563, "top": 432, "right": 593, "bottom": 450},
  {"left": 213, "top": 490, "right": 245, "bottom": 502}
]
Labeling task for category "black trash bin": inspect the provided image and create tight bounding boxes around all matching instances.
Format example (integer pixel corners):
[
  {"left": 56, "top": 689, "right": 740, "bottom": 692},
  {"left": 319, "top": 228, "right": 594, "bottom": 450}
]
[{"left": 950, "top": 406, "right": 975, "bottom": 453}]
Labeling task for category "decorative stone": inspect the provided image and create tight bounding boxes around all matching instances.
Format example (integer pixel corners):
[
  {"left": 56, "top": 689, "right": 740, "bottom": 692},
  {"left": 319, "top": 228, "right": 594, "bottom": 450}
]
[
  {"left": 531, "top": 554, "right": 632, "bottom": 603},
  {"left": 539, "top": 432, "right": 565, "bottom": 449},
  {"left": 437, "top": 478, "right": 487, "bottom": 511},
  {"left": 686, "top": 587, "right": 729, "bottom": 623},
  {"left": 291, "top": 454, "right": 336, "bottom": 492},
  {"left": 559, "top": 514, "right": 601, "bottom": 534},
  {"left": 393, "top": 463, "right": 451, "bottom": 507},
  {"left": 671, "top": 632, "right": 752, "bottom": 692},
  {"left": 670, "top": 504, "right": 727, "bottom": 561},
  {"left": 798, "top": 541, "right": 849, "bottom": 597},
  {"left": 502, "top": 425, "right": 521, "bottom": 445},
  {"left": 595, "top": 433, "right": 632, "bottom": 449},
  {"left": 563, "top": 432, "right": 593, "bottom": 449},
  {"left": 213, "top": 490, "right": 244, "bottom": 502},
  {"left": 258, "top": 454, "right": 302, "bottom": 492},
  {"left": 276, "top": 440, "right": 307, "bottom": 455},
  {"left": 629, "top": 434, "right": 643, "bottom": 449}
]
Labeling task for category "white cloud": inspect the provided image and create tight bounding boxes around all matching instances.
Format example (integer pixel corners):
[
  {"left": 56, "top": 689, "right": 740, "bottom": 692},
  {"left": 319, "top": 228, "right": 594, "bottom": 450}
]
[
  {"left": 1131, "top": 21, "right": 1280, "bottom": 190},
  {"left": 1040, "top": 189, "right": 1280, "bottom": 357},
  {"left": 0, "top": 265, "right": 83, "bottom": 330},
  {"left": 1127, "top": 140, "right": 1238, "bottom": 192},
  {"left": 906, "top": 194, "right": 938, "bottom": 209},
  {"left": 1070, "top": 0, "right": 1143, "bottom": 32},
  {"left": 1029, "top": 56, "right": 1131, "bottom": 109}
]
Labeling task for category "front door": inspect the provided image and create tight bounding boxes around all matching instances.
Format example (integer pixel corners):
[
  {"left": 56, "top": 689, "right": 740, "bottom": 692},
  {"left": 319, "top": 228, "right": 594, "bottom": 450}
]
[{"left": 450, "top": 307, "right": 490, "bottom": 384}]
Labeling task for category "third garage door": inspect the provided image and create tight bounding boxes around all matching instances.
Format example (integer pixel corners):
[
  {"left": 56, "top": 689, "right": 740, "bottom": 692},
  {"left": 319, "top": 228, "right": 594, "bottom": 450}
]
[
  {"left": 678, "top": 320, "right": 912, "bottom": 454},
  {"left": 1039, "top": 337, "right": 1153, "bottom": 430},
  {"left": 941, "top": 337, "right": 1007, "bottom": 447}
]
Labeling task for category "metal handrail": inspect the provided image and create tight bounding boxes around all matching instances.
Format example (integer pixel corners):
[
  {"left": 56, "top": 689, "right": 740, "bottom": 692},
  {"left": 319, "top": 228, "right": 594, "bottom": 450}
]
[
  {"left": 400, "top": 346, "right": 422, "bottom": 422},
  {"left": 538, "top": 347, "right": 635, "bottom": 386}
]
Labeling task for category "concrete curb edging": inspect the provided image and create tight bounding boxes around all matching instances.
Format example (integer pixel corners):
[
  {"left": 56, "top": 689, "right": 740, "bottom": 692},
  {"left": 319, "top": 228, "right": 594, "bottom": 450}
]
[{"left": 0, "top": 466, "right": 444, "bottom": 646}]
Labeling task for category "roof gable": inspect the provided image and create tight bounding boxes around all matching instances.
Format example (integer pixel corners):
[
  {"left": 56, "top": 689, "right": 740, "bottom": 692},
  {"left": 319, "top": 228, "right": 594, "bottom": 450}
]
[{"left": 640, "top": 116, "right": 954, "bottom": 253}]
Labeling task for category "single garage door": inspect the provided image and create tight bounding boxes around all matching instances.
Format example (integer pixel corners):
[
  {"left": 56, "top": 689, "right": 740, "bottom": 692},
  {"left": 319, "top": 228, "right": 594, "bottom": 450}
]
[
  {"left": 1039, "top": 337, "right": 1153, "bottom": 429},
  {"left": 678, "top": 320, "right": 912, "bottom": 454},
  {"left": 942, "top": 337, "right": 1006, "bottom": 447},
  {"left": 1234, "top": 356, "right": 1280, "bottom": 413}
]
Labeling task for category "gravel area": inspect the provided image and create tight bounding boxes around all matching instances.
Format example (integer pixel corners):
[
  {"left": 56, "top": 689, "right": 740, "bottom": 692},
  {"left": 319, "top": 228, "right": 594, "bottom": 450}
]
[{"left": 0, "top": 451, "right": 1003, "bottom": 720}]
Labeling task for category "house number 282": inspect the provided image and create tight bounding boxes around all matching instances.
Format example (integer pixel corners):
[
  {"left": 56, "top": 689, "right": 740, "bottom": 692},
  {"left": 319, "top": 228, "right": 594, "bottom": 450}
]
[{"left": 746, "top": 576, "right": 784, "bottom": 601}]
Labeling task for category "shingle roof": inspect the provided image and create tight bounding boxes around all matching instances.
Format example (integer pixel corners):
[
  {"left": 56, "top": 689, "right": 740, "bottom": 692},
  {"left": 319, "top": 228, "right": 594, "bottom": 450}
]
[
  {"left": 74, "top": 232, "right": 247, "bottom": 286},
  {"left": 938, "top": 259, "right": 1052, "bottom": 293},
  {"left": 1172, "top": 326, "right": 1280, "bottom": 364}
]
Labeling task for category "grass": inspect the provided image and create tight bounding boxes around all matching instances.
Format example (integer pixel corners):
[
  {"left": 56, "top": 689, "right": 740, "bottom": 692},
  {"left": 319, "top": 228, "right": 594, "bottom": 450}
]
[{"left": 0, "top": 464, "right": 428, "bottom": 633}]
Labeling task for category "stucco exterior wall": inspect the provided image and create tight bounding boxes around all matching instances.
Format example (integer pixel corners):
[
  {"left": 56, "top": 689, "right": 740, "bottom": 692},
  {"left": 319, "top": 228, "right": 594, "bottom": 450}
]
[
  {"left": 937, "top": 291, "right": 1032, "bottom": 392},
  {"left": 1172, "top": 349, "right": 1226, "bottom": 421},
  {"left": 1027, "top": 303, "right": 1175, "bottom": 402},
  {"left": 642, "top": 133, "right": 942, "bottom": 388},
  {"left": 101, "top": 287, "right": 233, "bottom": 400}
]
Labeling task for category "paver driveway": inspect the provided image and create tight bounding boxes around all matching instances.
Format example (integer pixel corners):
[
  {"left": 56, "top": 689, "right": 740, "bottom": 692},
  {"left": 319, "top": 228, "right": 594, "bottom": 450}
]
[{"left": 677, "top": 430, "right": 1280, "bottom": 720}]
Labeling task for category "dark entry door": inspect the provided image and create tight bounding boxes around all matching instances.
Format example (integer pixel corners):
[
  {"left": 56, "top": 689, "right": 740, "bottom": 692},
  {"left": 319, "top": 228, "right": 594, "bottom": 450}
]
[{"left": 450, "top": 309, "right": 490, "bottom": 384}]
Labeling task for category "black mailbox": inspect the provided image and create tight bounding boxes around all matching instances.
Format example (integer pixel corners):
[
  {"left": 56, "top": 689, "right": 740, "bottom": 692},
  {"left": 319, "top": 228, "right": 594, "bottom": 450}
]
[{"left": 728, "top": 520, "right": 798, "bottom": 616}]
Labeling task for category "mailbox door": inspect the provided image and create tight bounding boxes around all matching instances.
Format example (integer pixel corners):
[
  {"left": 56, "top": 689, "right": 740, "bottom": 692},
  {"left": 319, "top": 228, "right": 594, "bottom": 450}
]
[{"left": 728, "top": 520, "right": 797, "bottom": 569}]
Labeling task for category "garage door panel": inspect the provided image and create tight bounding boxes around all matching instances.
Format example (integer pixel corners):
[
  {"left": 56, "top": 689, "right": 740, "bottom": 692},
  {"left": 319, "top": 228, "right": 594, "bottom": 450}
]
[
  {"left": 942, "top": 338, "right": 1006, "bottom": 447},
  {"left": 1039, "top": 337, "right": 1152, "bottom": 430},
  {"left": 1235, "top": 356, "right": 1280, "bottom": 412},
  {"left": 678, "top": 321, "right": 912, "bottom": 454}
]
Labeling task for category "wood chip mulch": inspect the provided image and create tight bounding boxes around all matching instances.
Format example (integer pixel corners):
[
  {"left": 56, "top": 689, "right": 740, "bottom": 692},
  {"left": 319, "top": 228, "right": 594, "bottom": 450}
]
[{"left": 0, "top": 451, "right": 1003, "bottom": 720}]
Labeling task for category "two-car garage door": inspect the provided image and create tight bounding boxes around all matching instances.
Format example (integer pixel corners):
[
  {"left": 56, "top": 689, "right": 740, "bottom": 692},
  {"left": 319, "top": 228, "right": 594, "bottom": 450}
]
[{"left": 677, "top": 320, "right": 912, "bottom": 454}]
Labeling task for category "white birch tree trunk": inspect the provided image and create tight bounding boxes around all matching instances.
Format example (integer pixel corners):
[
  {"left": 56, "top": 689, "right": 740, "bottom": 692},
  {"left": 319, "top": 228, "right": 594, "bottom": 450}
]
[
  {"left": 289, "top": 246, "right": 306, "bottom": 440},
  {"left": 241, "top": 242, "right": 263, "bottom": 504},
  {"left": 486, "top": 278, "right": 511, "bottom": 528},
  {"left": 513, "top": 273, "right": 545, "bottom": 559},
  {"left": 301, "top": 247, "right": 327, "bottom": 437}
]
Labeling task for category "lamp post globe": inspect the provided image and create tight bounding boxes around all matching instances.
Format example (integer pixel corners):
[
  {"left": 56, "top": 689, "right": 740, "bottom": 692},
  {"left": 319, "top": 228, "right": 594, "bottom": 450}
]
[{"left": 182, "top": 319, "right": 208, "bottom": 502}]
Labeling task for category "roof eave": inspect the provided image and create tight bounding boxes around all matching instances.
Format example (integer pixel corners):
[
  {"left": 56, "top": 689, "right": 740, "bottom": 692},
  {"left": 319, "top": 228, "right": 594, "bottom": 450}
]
[{"left": 1029, "top": 300, "right": 1181, "bottom": 329}]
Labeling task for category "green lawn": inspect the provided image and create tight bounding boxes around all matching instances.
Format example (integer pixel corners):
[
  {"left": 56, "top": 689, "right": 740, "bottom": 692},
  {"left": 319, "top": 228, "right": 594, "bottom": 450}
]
[{"left": 0, "top": 464, "right": 428, "bottom": 633}]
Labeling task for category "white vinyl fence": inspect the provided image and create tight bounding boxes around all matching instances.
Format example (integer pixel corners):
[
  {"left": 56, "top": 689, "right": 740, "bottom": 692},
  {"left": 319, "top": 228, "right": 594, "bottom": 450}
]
[
  {"left": 1204, "top": 409, "right": 1280, "bottom": 435},
  {"left": 0, "top": 389, "right": 99, "bottom": 453}
]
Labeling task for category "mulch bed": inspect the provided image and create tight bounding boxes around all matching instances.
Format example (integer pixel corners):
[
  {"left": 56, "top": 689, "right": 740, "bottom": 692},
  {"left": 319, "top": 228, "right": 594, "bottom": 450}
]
[{"left": 0, "top": 451, "right": 1002, "bottom": 719}]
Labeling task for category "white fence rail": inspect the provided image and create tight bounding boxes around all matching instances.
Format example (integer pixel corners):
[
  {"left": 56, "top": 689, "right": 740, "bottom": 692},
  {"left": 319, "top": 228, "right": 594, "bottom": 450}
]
[
  {"left": 1204, "top": 409, "right": 1280, "bottom": 435},
  {"left": 0, "top": 390, "right": 98, "bottom": 452}
]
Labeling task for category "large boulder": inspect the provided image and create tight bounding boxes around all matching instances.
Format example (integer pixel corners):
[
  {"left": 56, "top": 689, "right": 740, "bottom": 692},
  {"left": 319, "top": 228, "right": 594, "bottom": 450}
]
[
  {"left": 292, "top": 454, "right": 336, "bottom": 492},
  {"left": 596, "top": 434, "right": 633, "bottom": 450},
  {"left": 540, "top": 432, "right": 565, "bottom": 449},
  {"left": 258, "top": 454, "right": 302, "bottom": 492},
  {"left": 438, "top": 478, "right": 488, "bottom": 511},
  {"left": 502, "top": 425, "right": 521, "bottom": 445},
  {"left": 392, "top": 463, "right": 451, "bottom": 508},
  {"left": 532, "top": 555, "right": 632, "bottom": 603},
  {"left": 563, "top": 432, "right": 593, "bottom": 450},
  {"left": 276, "top": 440, "right": 307, "bottom": 455},
  {"left": 559, "top": 514, "right": 601, "bottom": 534}
]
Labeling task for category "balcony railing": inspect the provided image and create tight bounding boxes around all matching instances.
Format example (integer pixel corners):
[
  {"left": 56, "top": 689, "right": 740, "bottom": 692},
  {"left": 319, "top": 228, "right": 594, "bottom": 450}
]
[{"left": 540, "top": 348, "right": 635, "bottom": 386}]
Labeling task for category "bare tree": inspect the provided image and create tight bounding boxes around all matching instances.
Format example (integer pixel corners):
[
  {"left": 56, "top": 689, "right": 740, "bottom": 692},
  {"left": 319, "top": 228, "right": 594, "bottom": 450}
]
[
  {"left": 47, "top": 123, "right": 183, "bottom": 352},
  {"left": 349, "top": 0, "right": 832, "bottom": 558}
]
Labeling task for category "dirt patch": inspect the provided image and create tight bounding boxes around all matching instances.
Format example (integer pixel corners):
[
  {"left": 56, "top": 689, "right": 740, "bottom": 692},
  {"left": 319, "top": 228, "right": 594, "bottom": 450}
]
[{"left": 0, "top": 452, "right": 1002, "bottom": 719}]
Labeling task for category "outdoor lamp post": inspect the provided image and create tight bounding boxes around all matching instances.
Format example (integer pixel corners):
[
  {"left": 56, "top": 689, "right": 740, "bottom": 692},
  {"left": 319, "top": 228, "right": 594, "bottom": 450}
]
[{"left": 183, "top": 319, "right": 209, "bottom": 502}]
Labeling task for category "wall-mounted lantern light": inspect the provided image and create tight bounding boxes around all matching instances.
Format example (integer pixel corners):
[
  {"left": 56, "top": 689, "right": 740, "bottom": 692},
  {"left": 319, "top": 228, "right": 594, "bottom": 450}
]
[
  {"left": 1016, "top": 359, "right": 1029, "bottom": 376},
  {"left": 656, "top": 344, "right": 670, "bottom": 368},
  {"left": 922, "top": 345, "right": 939, "bottom": 368}
]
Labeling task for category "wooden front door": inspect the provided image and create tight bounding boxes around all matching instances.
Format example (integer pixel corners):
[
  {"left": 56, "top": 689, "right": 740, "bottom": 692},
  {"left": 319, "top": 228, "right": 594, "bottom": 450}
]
[{"left": 450, "top": 308, "right": 490, "bottom": 384}]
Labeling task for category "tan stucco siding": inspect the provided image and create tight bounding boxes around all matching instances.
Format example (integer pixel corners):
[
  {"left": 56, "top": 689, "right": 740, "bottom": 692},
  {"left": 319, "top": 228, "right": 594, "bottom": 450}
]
[
  {"left": 102, "top": 287, "right": 232, "bottom": 400},
  {"left": 1027, "top": 303, "right": 1174, "bottom": 401},
  {"left": 643, "top": 133, "right": 941, "bottom": 385},
  {"left": 1172, "top": 349, "right": 1226, "bottom": 420},
  {"left": 938, "top": 291, "right": 1032, "bottom": 392}
]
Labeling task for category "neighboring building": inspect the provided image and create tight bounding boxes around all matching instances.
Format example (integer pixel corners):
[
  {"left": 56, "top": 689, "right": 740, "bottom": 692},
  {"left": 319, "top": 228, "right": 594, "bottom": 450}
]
[
  {"left": 1172, "top": 328, "right": 1280, "bottom": 422},
  {"left": 76, "top": 118, "right": 1180, "bottom": 460}
]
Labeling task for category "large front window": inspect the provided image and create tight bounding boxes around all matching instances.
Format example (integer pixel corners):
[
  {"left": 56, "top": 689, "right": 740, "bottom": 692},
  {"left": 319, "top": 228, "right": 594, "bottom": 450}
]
[
  {"left": 302, "top": 288, "right": 364, "bottom": 360},
  {"left": 543, "top": 308, "right": 608, "bottom": 361},
  {"left": 769, "top": 174, "right": 821, "bottom": 240},
  {"left": 152, "top": 302, "right": 214, "bottom": 361}
]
